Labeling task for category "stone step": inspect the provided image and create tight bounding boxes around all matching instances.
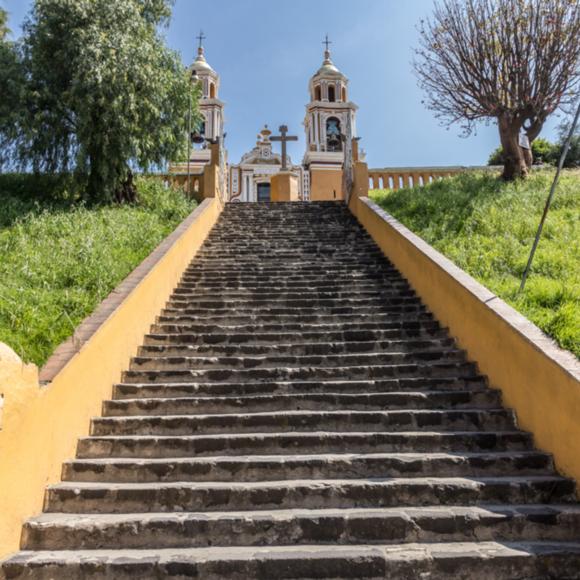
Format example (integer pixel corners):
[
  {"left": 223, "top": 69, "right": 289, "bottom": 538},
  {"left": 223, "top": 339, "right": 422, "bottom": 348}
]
[
  {"left": 163, "top": 296, "right": 421, "bottom": 309},
  {"left": 62, "top": 452, "right": 554, "bottom": 484},
  {"left": 44, "top": 476, "right": 576, "bottom": 513},
  {"left": 137, "top": 337, "right": 456, "bottom": 357},
  {"left": 185, "top": 254, "right": 388, "bottom": 266},
  {"left": 154, "top": 308, "right": 430, "bottom": 326},
  {"left": 103, "top": 389, "right": 500, "bottom": 415},
  {"left": 142, "top": 327, "right": 449, "bottom": 346},
  {"left": 149, "top": 318, "right": 441, "bottom": 337},
  {"left": 9, "top": 542, "right": 580, "bottom": 579},
  {"left": 176, "top": 279, "right": 411, "bottom": 290},
  {"left": 166, "top": 289, "right": 418, "bottom": 302},
  {"left": 121, "top": 361, "right": 478, "bottom": 384},
  {"left": 128, "top": 350, "right": 466, "bottom": 372},
  {"left": 90, "top": 409, "right": 515, "bottom": 437},
  {"left": 194, "top": 247, "right": 383, "bottom": 258},
  {"left": 113, "top": 376, "right": 487, "bottom": 399},
  {"left": 178, "top": 272, "right": 404, "bottom": 282},
  {"left": 76, "top": 430, "right": 534, "bottom": 460},
  {"left": 182, "top": 263, "right": 392, "bottom": 274},
  {"left": 21, "top": 505, "right": 580, "bottom": 552},
  {"left": 159, "top": 304, "right": 426, "bottom": 317}
]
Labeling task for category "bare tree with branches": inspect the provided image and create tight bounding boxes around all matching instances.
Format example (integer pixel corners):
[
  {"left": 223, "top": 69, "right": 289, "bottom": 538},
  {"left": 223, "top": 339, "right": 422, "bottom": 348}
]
[{"left": 414, "top": 0, "right": 580, "bottom": 180}]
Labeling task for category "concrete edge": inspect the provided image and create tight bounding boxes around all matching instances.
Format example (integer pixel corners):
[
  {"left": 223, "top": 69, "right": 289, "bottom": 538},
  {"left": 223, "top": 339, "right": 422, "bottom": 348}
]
[
  {"left": 39, "top": 199, "right": 212, "bottom": 384},
  {"left": 361, "top": 196, "right": 580, "bottom": 381}
]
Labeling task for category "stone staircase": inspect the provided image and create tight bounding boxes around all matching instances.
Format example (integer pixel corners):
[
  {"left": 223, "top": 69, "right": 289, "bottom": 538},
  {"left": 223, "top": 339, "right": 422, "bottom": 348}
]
[{"left": 3, "top": 201, "right": 580, "bottom": 579}]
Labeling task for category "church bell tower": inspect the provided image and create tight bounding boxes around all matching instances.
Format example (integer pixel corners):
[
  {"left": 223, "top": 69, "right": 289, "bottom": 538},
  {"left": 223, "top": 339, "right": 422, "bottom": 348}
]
[
  {"left": 190, "top": 33, "right": 225, "bottom": 146},
  {"left": 303, "top": 38, "right": 358, "bottom": 201}
]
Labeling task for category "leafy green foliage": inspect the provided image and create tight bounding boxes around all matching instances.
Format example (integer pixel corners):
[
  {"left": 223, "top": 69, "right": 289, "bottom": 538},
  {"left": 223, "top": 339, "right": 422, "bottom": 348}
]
[
  {"left": 0, "top": 9, "right": 24, "bottom": 168},
  {"left": 0, "top": 7, "right": 9, "bottom": 39},
  {"left": 10, "top": 0, "right": 199, "bottom": 201},
  {"left": 488, "top": 138, "right": 559, "bottom": 166},
  {"left": 0, "top": 176, "right": 196, "bottom": 365},
  {"left": 371, "top": 170, "right": 580, "bottom": 356}
]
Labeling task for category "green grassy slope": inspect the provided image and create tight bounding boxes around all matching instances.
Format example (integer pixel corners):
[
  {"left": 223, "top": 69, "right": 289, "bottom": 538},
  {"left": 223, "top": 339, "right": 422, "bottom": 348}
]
[
  {"left": 371, "top": 170, "right": 580, "bottom": 357},
  {"left": 0, "top": 177, "right": 196, "bottom": 366}
]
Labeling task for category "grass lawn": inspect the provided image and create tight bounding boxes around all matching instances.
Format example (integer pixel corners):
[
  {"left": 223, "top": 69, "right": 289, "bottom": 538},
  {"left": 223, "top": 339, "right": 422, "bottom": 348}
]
[
  {"left": 370, "top": 170, "right": 580, "bottom": 357},
  {"left": 0, "top": 176, "right": 196, "bottom": 366}
]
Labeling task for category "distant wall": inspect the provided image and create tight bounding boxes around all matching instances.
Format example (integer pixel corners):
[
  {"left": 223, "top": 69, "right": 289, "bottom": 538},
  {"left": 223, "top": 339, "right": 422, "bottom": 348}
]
[{"left": 368, "top": 166, "right": 500, "bottom": 191}]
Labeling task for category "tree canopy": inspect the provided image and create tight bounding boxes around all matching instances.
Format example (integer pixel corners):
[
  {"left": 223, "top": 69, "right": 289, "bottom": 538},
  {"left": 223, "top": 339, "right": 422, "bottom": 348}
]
[
  {"left": 0, "top": 7, "right": 9, "bottom": 40},
  {"left": 3, "top": 0, "right": 199, "bottom": 202},
  {"left": 414, "top": 0, "right": 580, "bottom": 179}
]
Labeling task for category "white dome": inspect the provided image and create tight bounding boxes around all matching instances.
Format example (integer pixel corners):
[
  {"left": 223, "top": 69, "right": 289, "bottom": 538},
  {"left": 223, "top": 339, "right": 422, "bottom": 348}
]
[
  {"left": 191, "top": 47, "right": 215, "bottom": 74},
  {"left": 313, "top": 50, "right": 346, "bottom": 80}
]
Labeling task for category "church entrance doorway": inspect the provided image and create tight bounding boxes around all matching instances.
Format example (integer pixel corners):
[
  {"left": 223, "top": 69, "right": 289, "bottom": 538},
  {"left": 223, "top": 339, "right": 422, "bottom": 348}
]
[{"left": 257, "top": 183, "right": 271, "bottom": 202}]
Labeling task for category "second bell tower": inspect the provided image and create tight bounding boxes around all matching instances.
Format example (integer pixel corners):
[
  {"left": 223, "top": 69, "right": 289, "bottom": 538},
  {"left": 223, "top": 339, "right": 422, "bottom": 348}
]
[{"left": 303, "top": 38, "right": 358, "bottom": 201}]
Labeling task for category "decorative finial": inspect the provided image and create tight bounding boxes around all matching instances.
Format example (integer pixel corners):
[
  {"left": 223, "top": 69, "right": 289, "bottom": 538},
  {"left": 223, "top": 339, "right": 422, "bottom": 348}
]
[
  {"left": 323, "top": 34, "right": 332, "bottom": 59},
  {"left": 196, "top": 30, "right": 206, "bottom": 55}
]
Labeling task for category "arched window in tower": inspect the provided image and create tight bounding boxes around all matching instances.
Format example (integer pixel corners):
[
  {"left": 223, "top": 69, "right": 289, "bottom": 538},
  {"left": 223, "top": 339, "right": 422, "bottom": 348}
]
[
  {"left": 341, "top": 86, "right": 347, "bottom": 102},
  {"left": 194, "top": 118, "right": 206, "bottom": 141},
  {"left": 326, "top": 117, "right": 342, "bottom": 152},
  {"left": 314, "top": 85, "right": 321, "bottom": 101},
  {"left": 328, "top": 85, "right": 336, "bottom": 103},
  {"left": 209, "top": 82, "right": 216, "bottom": 99}
]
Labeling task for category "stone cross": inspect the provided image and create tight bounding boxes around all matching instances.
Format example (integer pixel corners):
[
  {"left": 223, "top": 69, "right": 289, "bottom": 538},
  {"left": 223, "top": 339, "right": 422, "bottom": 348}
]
[
  {"left": 197, "top": 30, "right": 206, "bottom": 50},
  {"left": 271, "top": 125, "right": 298, "bottom": 171}
]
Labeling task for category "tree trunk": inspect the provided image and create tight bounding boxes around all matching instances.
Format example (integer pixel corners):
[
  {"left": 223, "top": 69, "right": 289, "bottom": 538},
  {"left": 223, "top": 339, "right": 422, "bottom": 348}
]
[
  {"left": 114, "top": 170, "right": 137, "bottom": 204},
  {"left": 498, "top": 116, "right": 528, "bottom": 180}
]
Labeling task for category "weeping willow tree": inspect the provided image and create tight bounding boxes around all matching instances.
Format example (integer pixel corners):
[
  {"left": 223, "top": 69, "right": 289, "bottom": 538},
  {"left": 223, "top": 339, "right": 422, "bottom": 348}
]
[
  {"left": 11, "top": 0, "right": 199, "bottom": 202},
  {"left": 414, "top": 0, "right": 580, "bottom": 180}
]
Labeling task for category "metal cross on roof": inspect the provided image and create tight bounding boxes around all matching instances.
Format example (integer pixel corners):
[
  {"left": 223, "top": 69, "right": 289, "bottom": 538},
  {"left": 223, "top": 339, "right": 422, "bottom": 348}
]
[
  {"left": 271, "top": 125, "right": 298, "bottom": 171},
  {"left": 196, "top": 30, "right": 206, "bottom": 50},
  {"left": 323, "top": 35, "right": 332, "bottom": 52}
]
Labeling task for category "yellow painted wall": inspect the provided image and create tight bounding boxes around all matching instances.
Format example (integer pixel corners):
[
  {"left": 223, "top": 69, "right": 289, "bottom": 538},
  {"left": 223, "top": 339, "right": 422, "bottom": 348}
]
[
  {"left": 310, "top": 169, "right": 344, "bottom": 201},
  {"left": 350, "top": 195, "right": 580, "bottom": 492},
  {"left": 271, "top": 172, "right": 300, "bottom": 202},
  {"left": 0, "top": 198, "right": 223, "bottom": 559}
]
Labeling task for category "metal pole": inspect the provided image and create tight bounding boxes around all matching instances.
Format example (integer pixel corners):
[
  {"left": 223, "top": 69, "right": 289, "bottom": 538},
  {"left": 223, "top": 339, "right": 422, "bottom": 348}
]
[
  {"left": 187, "top": 88, "right": 192, "bottom": 198},
  {"left": 519, "top": 100, "right": 580, "bottom": 293}
]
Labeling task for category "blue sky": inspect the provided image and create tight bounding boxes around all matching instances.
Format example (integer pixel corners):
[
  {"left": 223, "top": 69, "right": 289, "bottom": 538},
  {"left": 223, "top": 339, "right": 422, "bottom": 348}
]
[{"left": 3, "top": 0, "right": 563, "bottom": 168}]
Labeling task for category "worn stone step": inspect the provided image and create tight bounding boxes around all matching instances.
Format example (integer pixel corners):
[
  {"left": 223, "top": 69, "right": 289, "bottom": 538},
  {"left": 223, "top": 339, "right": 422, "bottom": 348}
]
[
  {"left": 90, "top": 409, "right": 515, "bottom": 437},
  {"left": 104, "top": 390, "right": 498, "bottom": 415},
  {"left": 128, "top": 350, "right": 465, "bottom": 372},
  {"left": 178, "top": 279, "right": 411, "bottom": 290},
  {"left": 159, "top": 305, "right": 426, "bottom": 319},
  {"left": 182, "top": 264, "right": 392, "bottom": 275},
  {"left": 137, "top": 338, "right": 456, "bottom": 357},
  {"left": 121, "top": 360, "right": 478, "bottom": 385},
  {"left": 194, "top": 248, "right": 383, "bottom": 259},
  {"left": 62, "top": 452, "right": 554, "bottom": 484},
  {"left": 178, "top": 273, "right": 404, "bottom": 283},
  {"left": 163, "top": 295, "right": 420, "bottom": 310},
  {"left": 76, "top": 430, "right": 534, "bottom": 460},
  {"left": 150, "top": 319, "right": 441, "bottom": 338},
  {"left": 166, "top": 289, "right": 418, "bottom": 303},
  {"left": 21, "top": 505, "right": 580, "bottom": 552},
  {"left": 113, "top": 376, "right": 487, "bottom": 400},
  {"left": 9, "top": 541, "right": 580, "bottom": 579},
  {"left": 185, "top": 255, "right": 388, "bottom": 267},
  {"left": 44, "top": 476, "right": 576, "bottom": 513},
  {"left": 142, "top": 327, "right": 449, "bottom": 347},
  {"left": 155, "top": 308, "right": 430, "bottom": 326}
]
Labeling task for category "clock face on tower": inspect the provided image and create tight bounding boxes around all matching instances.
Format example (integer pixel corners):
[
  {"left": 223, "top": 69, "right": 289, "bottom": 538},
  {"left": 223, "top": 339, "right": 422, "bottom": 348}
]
[{"left": 262, "top": 147, "right": 271, "bottom": 159}]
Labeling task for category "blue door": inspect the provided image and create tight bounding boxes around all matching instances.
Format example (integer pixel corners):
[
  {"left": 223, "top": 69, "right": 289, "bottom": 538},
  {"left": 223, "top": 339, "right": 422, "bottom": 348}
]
[{"left": 257, "top": 183, "right": 271, "bottom": 202}]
